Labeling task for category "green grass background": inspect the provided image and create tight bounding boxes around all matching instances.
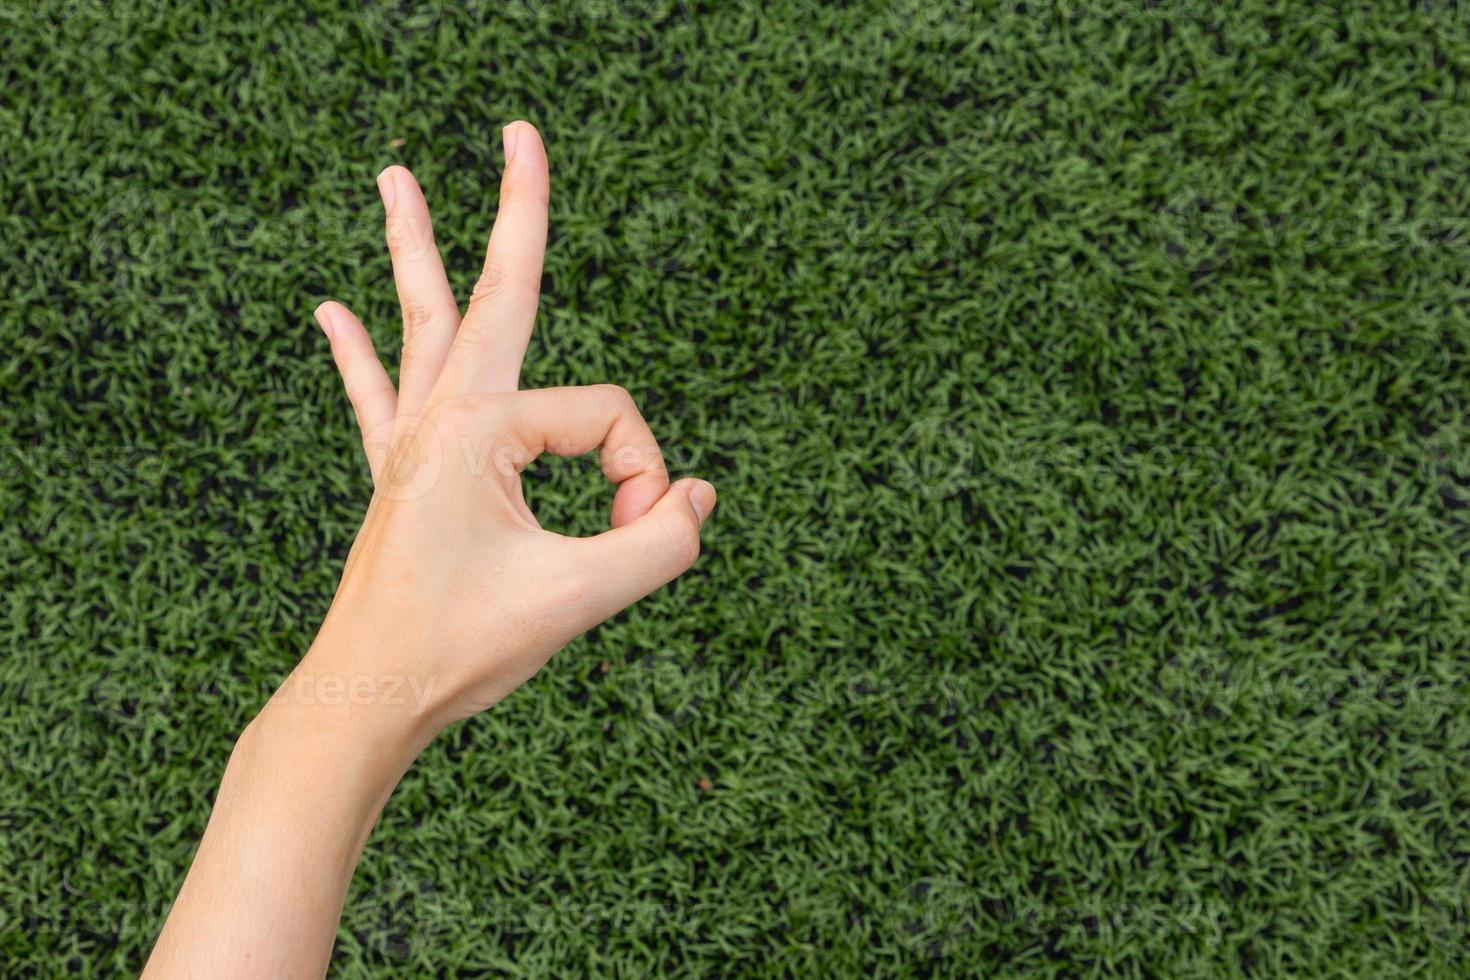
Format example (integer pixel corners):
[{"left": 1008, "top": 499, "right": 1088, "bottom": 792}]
[{"left": 5, "top": 0, "right": 1470, "bottom": 975}]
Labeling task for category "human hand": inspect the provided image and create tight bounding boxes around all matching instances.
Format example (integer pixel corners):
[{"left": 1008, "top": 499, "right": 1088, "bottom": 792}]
[
  {"left": 145, "top": 121, "right": 716, "bottom": 979},
  {"left": 303, "top": 121, "right": 716, "bottom": 743}
]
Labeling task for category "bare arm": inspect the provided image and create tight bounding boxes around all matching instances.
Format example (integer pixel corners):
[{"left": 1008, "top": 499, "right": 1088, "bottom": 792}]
[{"left": 143, "top": 121, "right": 716, "bottom": 977}]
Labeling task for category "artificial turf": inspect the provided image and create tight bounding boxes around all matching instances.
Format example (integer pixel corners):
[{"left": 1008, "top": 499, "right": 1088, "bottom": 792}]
[{"left": 5, "top": 0, "right": 1470, "bottom": 975}]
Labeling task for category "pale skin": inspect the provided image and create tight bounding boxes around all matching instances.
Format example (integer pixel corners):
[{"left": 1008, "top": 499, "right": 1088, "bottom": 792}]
[{"left": 143, "top": 121, "right": 716, "bottom": 978}]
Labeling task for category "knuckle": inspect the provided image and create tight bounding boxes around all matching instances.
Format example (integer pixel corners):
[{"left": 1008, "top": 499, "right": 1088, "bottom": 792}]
[
  {"left": 551, "top": 569, "right": 598, "bottom": 609},
  {"left": 342, "top": 373, "right": 372, "bottom": 408},
  {"left": 522, "top": 550, "right": 598, "bottom": 615},
  {"left": 450, "top": 325, "right": 488, "bottom": 355},
  {"left": 468, "top": 267, "right": 503, "bottom": 303},
  {"left": 430, "top": 392, "right": 488, "bottom": 427},
  {"left": 606, "top": 443, "right": 656, "bottom": 477},
  {"left": 442, "top": 607, "right": 494, "bottom": 655},
  {"left": 595, "top": 383, "right": 636, "bottom": 412},
  {"left": 399, "top": 300, "right": 438, "bottom": 340},
  {"left": 470, "top": 261, "right": 539, "bottom": 306},
  {"left": 671, "top": 516, "right": 702, "bottom": 569},
  {"left": 384, "top": 212, "right": 431, "bottom": 258}
]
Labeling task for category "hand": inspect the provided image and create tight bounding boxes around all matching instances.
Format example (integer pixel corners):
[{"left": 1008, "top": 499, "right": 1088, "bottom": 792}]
[
  {"left": 145, "top": 121, "right": 713, "bottom": 979},
  {"left": 304, "top": 120, "right": 716, "bottom": 739}
]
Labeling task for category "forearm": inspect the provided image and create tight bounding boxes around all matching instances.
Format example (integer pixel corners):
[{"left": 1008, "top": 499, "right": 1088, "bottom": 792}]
[
  {"left": 143, "top": 656, "right": 434, "bottom": 978},
  {"left": 143, "top": 122, "right": 713, "bottom": 975}
]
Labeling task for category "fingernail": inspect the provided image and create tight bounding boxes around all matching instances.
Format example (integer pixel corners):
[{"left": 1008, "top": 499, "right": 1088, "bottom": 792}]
[
  {"left": 314, "top": 304, "right": 336, "bottom": 340},
  {"left": 502, "top": 123, "right": 519, "bottom": 167},
  {"left": 376, "top": 168, "right": 396, "bottom": 212},
  {"left": 689, "top": 480, "right": 717, "bottom": 523}
]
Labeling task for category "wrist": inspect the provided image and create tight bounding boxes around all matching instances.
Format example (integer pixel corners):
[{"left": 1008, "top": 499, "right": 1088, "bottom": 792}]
[
  {"left": 152, "top": 676, "right": 429, "bottom": 977},
  {"left": 302, "top": 604, "right": 456, "bottom": 721},
  {"left": 244, "top": 632, "right": 444, "bottom": 821}
]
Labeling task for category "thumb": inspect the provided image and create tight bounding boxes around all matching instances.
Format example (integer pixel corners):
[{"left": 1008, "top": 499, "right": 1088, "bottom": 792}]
[{"left": 561, "top": 477, "right": 717, "bottom": 623}]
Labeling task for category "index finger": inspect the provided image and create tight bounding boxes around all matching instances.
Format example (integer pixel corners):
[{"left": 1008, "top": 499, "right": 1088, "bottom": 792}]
[{"left": 495, "top": 385, "right": 670, "bottom": 528}]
